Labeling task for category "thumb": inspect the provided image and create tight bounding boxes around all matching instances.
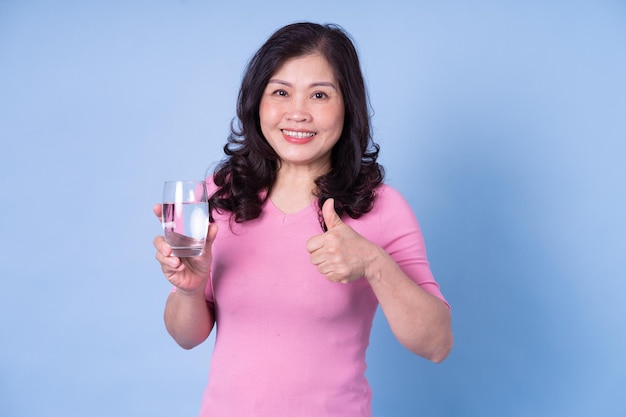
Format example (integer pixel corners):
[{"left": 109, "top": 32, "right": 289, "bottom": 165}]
[
  {"left": 199, "top": 223, "right": 219, "bottom": 260},
  {"left": 153, "top": 203, "right": 163, "bottom": 220},
  {"left": 206, "top": 223, "right": 219, "bottom": 245},
  {"left": 322, "top": 198, "right": 343, "bottom": 230}
]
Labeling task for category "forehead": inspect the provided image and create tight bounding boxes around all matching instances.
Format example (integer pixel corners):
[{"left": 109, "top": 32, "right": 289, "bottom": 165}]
[{"left": 271, "top": 53, "right": 337, "bottom": 81}]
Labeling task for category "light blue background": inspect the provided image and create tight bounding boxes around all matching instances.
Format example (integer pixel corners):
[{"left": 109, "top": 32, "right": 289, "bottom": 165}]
[{"left": 1, "top": 1, "right": 625, "bottom": 416}]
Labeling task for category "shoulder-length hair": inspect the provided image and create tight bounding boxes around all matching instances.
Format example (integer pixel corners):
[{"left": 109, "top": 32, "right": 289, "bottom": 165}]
[{"left": 209, "top": 22, "right": 384, "bottom": 228}]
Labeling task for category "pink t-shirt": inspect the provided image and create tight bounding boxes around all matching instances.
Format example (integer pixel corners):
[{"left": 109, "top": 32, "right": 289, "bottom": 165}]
[{"left": 198, "top": 183, "right": 447, "bottom": 417}]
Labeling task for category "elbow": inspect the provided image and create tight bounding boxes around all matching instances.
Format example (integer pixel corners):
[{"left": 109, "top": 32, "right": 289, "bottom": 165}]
[
  {"left": 429, "top": 342, "right": 452, "bottom": 363},
  {"left": 171, "top": 326, "right": 212, "bottom": 350},
  {"left": 166, "top": 323, "right": 212, "bottom": 350},
  {"left": 427, "top": 306, "right": 454, "bottom": 363},
  {"left": 171, "top": 332, "right": 209, "bottom": 350},
  {"left": 401, "top": 327, "right": 453, "bottom": 363},
  {"left": 177, "top": 340, "right": 202, "bottom": 350},
  {"left": 427, "top": 330, "right": 454, "bottom": 363}
]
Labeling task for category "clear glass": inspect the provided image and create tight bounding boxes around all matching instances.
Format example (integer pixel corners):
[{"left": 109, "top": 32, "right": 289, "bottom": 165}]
[{"left": 161, "top": 180, "right": 209, "bottom": 257}]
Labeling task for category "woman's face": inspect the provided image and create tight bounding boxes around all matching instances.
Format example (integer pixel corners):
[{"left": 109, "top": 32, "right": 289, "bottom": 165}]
[{"left": 259, "top": 53, "right": 345, "bottom": 174}]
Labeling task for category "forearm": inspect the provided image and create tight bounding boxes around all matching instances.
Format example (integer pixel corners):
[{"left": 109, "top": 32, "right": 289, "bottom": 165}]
[
  {"left": 365, "top": 248, "right": 453, "bottom": 362},
  {"left": 164, "top": 289, "right": 215, "bottom": 350}
]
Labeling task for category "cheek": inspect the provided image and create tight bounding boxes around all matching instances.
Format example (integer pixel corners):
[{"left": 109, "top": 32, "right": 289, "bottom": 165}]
[
  {"left": 259, "top": 100, "right": 269, "bottom": 123},
  {"left": 259, "top": 101, "right": 280, "bottom": 127},
  {"left": 331, "top": 108, "right": 345, "bottom": 133},
  {"left": 259, "top": 104, "right": 278, "bottom": 141}
]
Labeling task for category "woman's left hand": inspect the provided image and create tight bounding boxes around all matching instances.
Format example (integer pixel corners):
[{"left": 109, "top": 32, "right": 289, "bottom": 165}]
[
  {"left": 308, "top": 200, "right": 453, "bottom": 362},
  {"left": 306, "top": 198, "right": 379, "bottom": 284}
]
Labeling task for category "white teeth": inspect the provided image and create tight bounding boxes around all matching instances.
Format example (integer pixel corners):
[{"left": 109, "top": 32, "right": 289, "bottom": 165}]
[{"left": 282, "top": 130, "right": 315, "bottom": 139}]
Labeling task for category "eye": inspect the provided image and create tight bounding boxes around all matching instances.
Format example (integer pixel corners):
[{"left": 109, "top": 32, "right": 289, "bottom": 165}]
[
  {"left": 273, "top": 89, "right": 288, "bottom": 97},
  {"left": 313, "top": 91, "right": 328, "bottom": 99}
]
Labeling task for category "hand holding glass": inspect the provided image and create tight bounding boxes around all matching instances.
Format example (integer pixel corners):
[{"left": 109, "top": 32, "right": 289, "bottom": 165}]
[{"left": 161, "top": 180, "right": 209, "bottom": 257}]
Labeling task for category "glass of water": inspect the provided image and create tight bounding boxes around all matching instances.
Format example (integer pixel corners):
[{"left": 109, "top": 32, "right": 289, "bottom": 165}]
[{"left": 161, "top": 180, "right": 209, "bottom": 257}]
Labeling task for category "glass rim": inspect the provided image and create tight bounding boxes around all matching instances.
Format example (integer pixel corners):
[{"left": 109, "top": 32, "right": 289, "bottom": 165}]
[{"left": 163, "top": 179, "right": 206, "bottom": 184}]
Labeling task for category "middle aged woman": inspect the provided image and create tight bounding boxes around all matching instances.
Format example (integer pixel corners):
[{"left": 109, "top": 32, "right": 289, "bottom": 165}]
[{"left": 154, "top": 21, "right": 453, "bottom": 417}]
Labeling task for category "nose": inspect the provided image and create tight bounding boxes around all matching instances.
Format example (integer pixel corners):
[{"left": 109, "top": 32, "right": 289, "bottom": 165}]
[{"left": 286, "top": 96, "right": 311, "bottom": 122}]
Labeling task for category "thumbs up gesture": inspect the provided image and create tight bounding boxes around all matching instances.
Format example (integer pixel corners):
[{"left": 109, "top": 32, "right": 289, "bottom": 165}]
[{"left": 306, "top": 198, "right": 376, "bottom": 284}]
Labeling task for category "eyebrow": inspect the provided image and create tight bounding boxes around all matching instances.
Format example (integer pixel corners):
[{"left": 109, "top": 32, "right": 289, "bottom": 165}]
[{"left": 267, "top": 78, "right": 338, "bottom": 91}]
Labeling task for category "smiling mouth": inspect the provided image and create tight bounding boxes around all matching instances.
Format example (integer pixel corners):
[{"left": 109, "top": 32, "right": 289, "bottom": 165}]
[{"left": 282, "top": 129, "right": 316, "bottom": 139}]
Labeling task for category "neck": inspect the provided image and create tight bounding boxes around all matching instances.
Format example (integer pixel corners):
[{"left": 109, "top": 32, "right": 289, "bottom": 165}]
[{"left": 269, "top": 163, "right": 328, "bottom": 214}]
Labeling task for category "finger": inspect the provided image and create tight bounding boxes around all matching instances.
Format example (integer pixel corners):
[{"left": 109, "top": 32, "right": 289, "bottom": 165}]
[
  {"left": 153, "top": 203, "right": 163, "bottom": 219},
  {"left": 154, "top": 243, "right": 183, "bottom": 271},
  {"left": 198, "top": 223, "right": 219, "bottom": 260},
  {"left": 305, "top": 235, "right": 323, "bottom": 254},
  {"left": 309, "top": 250, "right": 325, "bottom": 266},
  {"left": 206, "top": 223, "right": 219, "bottom": 245},
  {"left": 322, "top": 198, "right": 343, "bottom": 230},
  {"left": 153, "top": 235, "right": 170, "bottom": 254}
]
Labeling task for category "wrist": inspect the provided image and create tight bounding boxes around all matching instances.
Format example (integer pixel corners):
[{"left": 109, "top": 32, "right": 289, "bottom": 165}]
[
  {"left": 363, "top": 245, "right": 391, "bottom": 284},
  {"left": 174, "top": 284, "right": 207, "bottom": 299}
]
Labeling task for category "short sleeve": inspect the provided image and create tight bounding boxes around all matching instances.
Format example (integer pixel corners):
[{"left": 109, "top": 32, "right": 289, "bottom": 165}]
[{"left": 370, "top": 185, "right": 449, "bottom": 308}]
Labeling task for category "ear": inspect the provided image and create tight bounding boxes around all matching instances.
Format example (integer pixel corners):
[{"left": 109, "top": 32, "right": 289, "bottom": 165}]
[{"left": 322, "top": 198, "right": 343, "bottom": 230}]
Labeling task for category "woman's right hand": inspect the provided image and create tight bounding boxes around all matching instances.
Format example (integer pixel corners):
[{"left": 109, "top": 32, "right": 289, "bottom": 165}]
[{"left": 153, "top": 204, "right": 219, "bottom": 294}]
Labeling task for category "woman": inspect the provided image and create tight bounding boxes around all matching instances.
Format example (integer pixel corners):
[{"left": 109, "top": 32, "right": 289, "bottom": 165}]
[{"left": 154, "top": 22, "right": 452, "bottom": 417}]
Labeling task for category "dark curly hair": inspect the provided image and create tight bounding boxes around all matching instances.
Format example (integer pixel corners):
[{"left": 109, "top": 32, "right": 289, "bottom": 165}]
[{"left": 209, "top": 22, "right": 384, "bottom": 229}]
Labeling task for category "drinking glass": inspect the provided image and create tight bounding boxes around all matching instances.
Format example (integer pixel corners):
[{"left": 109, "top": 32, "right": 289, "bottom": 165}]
[{"left": 161, "top": 180, "right": 209, "bottom": 257}]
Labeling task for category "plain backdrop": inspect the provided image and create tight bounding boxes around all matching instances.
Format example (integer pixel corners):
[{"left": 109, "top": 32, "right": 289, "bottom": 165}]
[{"left": 1, "top": 1, "right": 625, "bottom": 416}]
